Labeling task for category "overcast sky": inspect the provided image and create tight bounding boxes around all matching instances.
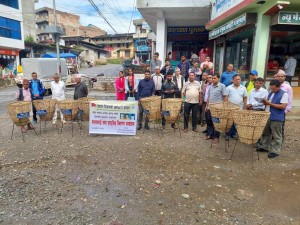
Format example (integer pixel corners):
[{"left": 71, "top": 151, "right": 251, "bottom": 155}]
[{"left": 35, "top": 0, "right": 142, "bottom": 34}]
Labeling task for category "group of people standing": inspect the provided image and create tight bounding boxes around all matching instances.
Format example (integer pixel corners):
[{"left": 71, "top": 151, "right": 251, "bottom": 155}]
[
  {"left": 116, "top": 51, "right": 294, "bottom": 159},
  {"left": 15, "top": 73, "right": 88, "bottom": 132}
]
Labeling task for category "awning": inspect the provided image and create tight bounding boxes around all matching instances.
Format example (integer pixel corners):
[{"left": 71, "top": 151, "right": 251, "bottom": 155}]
[{"left": 42, "top": 53, "right": 77, "bottom": 59}]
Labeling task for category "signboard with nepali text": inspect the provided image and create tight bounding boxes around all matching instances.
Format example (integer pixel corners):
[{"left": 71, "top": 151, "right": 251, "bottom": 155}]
[
  {"left": 209, "top": 14, "right": 246, "bottom": 40},
  {"left": 89, "top": 100, "right": 138, "bottom": 135},
  {"left": 278, "top": 11, "right": 300, "bottom": 25}
]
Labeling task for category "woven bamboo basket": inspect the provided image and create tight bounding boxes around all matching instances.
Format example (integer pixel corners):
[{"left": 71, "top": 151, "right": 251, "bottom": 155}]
[
  {"left": 57, "top": 100, "right": 78, "bottom": 121},
  {"left": 162, "top": 98, "right": 182, "bottom": 123},
  {"left": 32, "top": 99, "right": 57, "bottom": 121},
  {"left": 77, "top": 98, "right": 96, "bottom": 121},
  {"left": 209, "top": 102, "right": 240, "bottom": 133},
  {"left": 8, "top": 101, "right": 31, "bottom": 126},
  {"left": 140, "top": 96, "right": 161, "bottom": 120},
  {"left": 233, "top": 110, "right": 270, "bottom": 145}
]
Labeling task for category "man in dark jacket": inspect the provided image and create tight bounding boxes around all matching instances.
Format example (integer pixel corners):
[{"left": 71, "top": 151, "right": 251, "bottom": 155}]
[
  {"left": 74, "top": 74, "right": 88, "bottom": 100},
  {"left": 29, "top": 72, "right": 46, "bottom": 123},
  {"left": 161, "top": 71, "right": 179, "bottom": 129},
  {"left": 160, "top": 59, "right": 174, "bottom": 78},
  {"left": 137, "top": 70, "right": 155, "bottom": 130},
  {"left": 177, "top": 55, "right": 190, "bottom": 82}
]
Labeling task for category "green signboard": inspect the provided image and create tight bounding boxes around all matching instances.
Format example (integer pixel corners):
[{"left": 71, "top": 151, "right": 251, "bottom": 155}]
[
  {"left": 209, "top": 14, "right": 247, "bottom": 40},
  {"left": 278, "top": 11, "right": 300, "bottom": 25}
]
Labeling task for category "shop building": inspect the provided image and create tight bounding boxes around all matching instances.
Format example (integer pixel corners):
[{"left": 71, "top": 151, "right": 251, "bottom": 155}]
[
  {"left": 207, "top": 0, "right": 300, "bottom": 86},
  {"left": 0, "top": 0, "right": 24, "bottom": 77},
  {"left": 137, "top": 0, "right": 211, "bottom": 62}
]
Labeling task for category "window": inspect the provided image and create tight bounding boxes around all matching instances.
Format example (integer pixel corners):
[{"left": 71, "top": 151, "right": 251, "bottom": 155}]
[
  {"left": 0, "top": 16, "right": 21, "bottom": 40},
  {"left": 0, "top": 0, "right": 19, "bottom": 9},
  {"left": 117, "top": 43, "right": 121, "bottom": 47}
]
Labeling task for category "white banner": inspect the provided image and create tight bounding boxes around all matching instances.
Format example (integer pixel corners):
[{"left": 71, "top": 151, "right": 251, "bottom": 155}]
[{"left": 89, "top": 100, "right": 138, "bottom": 135}]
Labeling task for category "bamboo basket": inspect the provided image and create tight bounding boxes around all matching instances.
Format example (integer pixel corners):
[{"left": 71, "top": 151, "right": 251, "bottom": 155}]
[
  {"left": 56, "top": 100, "right": 78, "bottom": 121},
  {"left": 140, "top": 96, "right": 161, "bottom": 120},
  {"left": 233, "top": 110, "right": 270, "bottom": 145},
  {"left": 162, "top": 98, "right": 182, "bottom": 123},
  {"left": 209, "top": 102, "right": 240, "bottom": 133},
  {"left": 8, "top": 101, "right": 31, "bottom": 126},
  {"left": 32, "top": 99, "right": 57, "bottom": 121},
  {"left": 77, "top": 97, "right": 96, "bottom": 121}
]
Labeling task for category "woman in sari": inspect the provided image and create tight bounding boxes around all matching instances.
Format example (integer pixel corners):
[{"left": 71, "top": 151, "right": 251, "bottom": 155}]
[
  {"left": 125, "top": 68, "right": 139, "bottom": 100},
  {"left": 115, "top": 71, "right": 126, "bottom": 100}
]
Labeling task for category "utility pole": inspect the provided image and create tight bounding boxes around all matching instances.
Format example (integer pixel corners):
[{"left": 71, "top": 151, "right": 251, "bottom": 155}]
[{"left": 53, "top": 0, "right": 61, "bottom": 75}]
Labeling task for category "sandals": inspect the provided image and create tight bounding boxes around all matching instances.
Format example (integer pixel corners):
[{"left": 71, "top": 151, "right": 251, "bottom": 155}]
[
  {"left": 204, "top": 136, "right": 211, "bottom": 140},
  {"left": 183, "top": 129, "right": 188, "bottom": 133}
]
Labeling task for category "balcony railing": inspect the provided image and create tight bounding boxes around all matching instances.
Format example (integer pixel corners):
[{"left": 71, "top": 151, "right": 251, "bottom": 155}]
[
  {"left": 36, "top": 16, "right": 49, "bottom": 23},
  {"left": 133, "top": 33, "right": 148, "bottom": 39}
]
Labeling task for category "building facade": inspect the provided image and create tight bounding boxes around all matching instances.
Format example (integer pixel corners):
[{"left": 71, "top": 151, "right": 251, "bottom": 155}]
[
  {"left": 133, "top": 19, "right": 154, "bottom": 62},
  {"left": 0, "top": 0, "right": 24, "bottom": 76},
  {"left": 22, "top": 0, "right": 38, "bottom": 42},
  {"left": 92, "top": 34, "right": 134, "bottom": 59},
  {"left": 207, "top": 0, "right": 300, "bottom": 86},
  {"left": 35, "top": 7, "right": 106, "bottom": 43},
  {"left": 137, "top": 0, "right": 211, "bottom": 62}
]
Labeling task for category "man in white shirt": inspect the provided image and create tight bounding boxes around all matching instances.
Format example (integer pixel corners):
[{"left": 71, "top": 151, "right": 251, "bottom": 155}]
[
  {"left": 182, "top": 72, "right": 202, "bottom": 132},
  {"left": 51, "top": 73, "right": 66, "bottom": 124},
  {"left": 151, "top": 66, "right": 164, "bottom": 96},
  {"left": 246, "top": 77, "right": 268, "bottom": 111},
  {"left": 226, "top": 74, "right": 247, "bottom": 140},
  {"left": 173, "top": 67, "right": 185, "bottom": 98}
]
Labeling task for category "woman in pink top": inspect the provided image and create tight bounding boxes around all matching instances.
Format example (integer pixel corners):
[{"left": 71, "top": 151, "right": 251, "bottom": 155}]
[{"left": 115, "top": 71, "right": 126, "bottom": 100}]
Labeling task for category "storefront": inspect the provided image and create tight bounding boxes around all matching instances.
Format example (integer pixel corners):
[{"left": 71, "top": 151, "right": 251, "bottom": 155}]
[
  {"left": 209, "top": 13, "right": 256, "bottom": 81},
  {"left": 207, "top": 0, "right": 300, "bottom": 86},
  {"left": 266, "top": 11, "right": 300, "bottom": 86},
  {"left": 167, "top": 26, "right": 209, "bottom": 61},
  {"left": 0, "top": 48, "right": 19, "bottom": 78}
]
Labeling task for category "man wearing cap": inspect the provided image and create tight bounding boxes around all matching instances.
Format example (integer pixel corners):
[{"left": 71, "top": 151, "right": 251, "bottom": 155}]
[
  {"left": 51, "top": 73, "right": 66, "bottom": 124},
  {"left": 173, "top": 67, "right": 185, "bottom": 98},
  {"left": 74, "top": 74, "right": 88, "bottom": 100},
  {"left": 284, "top": 53, "right": 297, "bottom": 85},
  {"left": 257, "top": 79, "right": 288, "bottom": 158},
  {"left": 15, "top": 79, "right": 34, "bottom": 133},
  {"left": 245, "top": 70, "right": 258, "bottom": 95},
  {"left": 275, "top": 69, "right": 293, "bottom": 114},
  {"left": 151, "top": 66, "right": 164, "bottom": 96}
]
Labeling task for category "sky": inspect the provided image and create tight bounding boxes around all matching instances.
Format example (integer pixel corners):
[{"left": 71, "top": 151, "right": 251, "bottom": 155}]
[{"left": 35, "top": 0, "right": 142, "bottom": 34}]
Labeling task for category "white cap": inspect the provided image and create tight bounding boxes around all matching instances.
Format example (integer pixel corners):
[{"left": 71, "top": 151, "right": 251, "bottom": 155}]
[{"left": 75, "top": 74, "right": 82, "bottom": 78}]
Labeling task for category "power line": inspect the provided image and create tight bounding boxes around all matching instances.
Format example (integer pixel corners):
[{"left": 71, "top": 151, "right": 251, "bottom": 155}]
[
  {"left": 127, "top": 0, "right": 135, "bottom": 39},
  {"left": 87, "top": 0, "right": 118, "bottom": 33}
]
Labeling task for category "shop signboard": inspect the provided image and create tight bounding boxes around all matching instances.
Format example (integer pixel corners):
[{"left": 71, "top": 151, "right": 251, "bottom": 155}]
[
  {"left": 278, "top": 11, "right": 300, "bottom": 25},
  {"left": 209, "top": 14, "right": 247, "bottom": 40},
  {"left": 0, "top": 49, "right": 19, "bottom": 56},
  {"left": 211, "top": 0, "right": 244, "bottom": 20},
  {"left": 167, "top": 26, "right": 207, "bottom": 35},
  {"left": 89, "top": 100, "right": 138, "bottom": 135}
]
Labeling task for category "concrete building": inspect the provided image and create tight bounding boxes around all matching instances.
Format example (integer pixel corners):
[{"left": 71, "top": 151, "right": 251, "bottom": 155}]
[
  {"left": 137, "top": 0, "right": 211, "bottom": 62},
  {"left": 22, "top": 0, "right": 39, "bottom": 42},
  {"left": 93, "top": 34, "right": 135, "bottom": 59},
  {"left": 206, "top": 0, "right": 300, "bottom": 86},
  {"left": 62, "top": 36, "right": 107, "bottom": 67},
  {"left": 133, "top": 18, "right": 154, "bottom": 62},
  {"left": 0, "top": 0, "right": 24, "bottom": 76},
  {"left": 35, "top": 7, "right": 106, "bottom": 43}
]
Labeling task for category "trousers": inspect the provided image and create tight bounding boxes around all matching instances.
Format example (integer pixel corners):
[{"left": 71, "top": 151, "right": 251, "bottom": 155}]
[
  {"left": 184, "top": 102, "right": 198, "bottom": 129},
  {"left": 259, "top": 119, "right": 284, "bottom": 154}
]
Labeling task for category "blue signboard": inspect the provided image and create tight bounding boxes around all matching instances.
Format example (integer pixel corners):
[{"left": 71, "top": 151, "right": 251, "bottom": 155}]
[
  {"left": 36, "top": 110, "right": 47, "bottom": 116},
  {"left": 17, "top": 112, "right": 30, "bottom": 119},
  {"left": 61, "top": 109, "right": 72, "bottom": 115}
]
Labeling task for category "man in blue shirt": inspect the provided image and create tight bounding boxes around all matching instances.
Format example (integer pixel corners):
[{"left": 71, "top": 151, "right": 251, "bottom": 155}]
[
  {"left": 137, "top": 70, "right": 155, "bottom": 130},
  {"left": 29, "top": 72, "right": 46, "bottom": 123},
  {"left": 177, "top": 55, "right": 190, "bottom": 82},
  {"left": 220, "top": 64, "right": 237, "bottom": 87}
]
